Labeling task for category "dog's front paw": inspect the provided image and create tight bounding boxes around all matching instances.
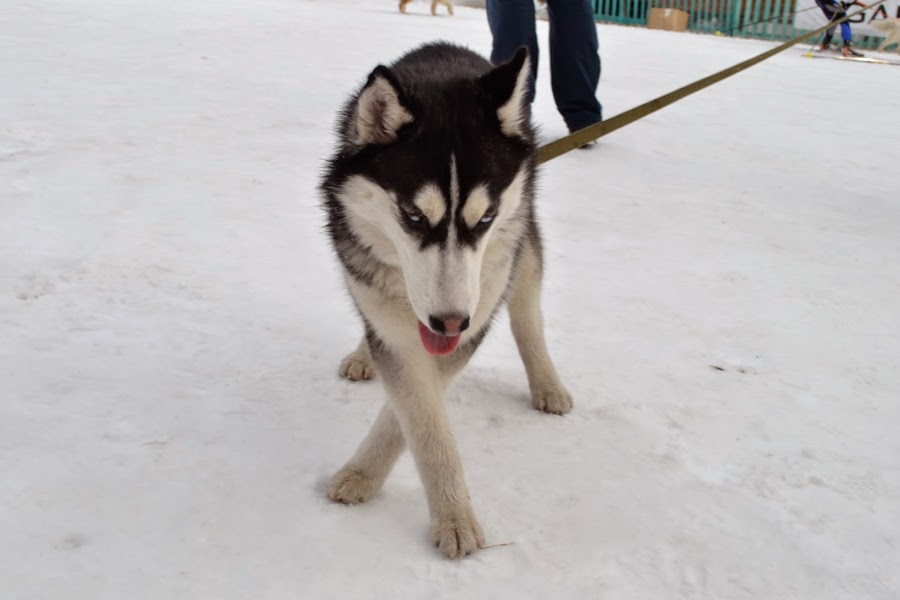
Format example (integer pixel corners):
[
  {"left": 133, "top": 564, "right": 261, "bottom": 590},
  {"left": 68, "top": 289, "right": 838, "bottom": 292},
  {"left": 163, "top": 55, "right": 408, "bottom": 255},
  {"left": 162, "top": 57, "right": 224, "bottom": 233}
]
[
  {"left": 431, "top": 511, "right": 485, "bottom": 559},
  {"left": 328, "top": 468, "right": 378, "bottom": 504},
  {"left": 532, "top": 386, "right": 573, "bottom": 415},
  {"left": 339, "top": 351, "right": 375, "bottom": 381}
]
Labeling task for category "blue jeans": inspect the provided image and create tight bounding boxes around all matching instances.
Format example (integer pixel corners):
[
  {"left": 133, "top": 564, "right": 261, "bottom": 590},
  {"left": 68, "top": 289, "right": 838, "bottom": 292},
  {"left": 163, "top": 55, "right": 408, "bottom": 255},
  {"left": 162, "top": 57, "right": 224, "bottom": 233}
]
[{"left": 487, "top": 0, "right": 603, "bottom": 132}]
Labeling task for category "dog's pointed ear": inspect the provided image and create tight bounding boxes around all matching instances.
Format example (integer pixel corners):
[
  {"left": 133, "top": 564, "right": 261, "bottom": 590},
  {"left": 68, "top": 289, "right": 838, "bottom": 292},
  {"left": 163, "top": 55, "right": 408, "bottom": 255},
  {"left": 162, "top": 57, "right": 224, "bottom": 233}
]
[
  {"left": 352, "top": 66, "right": 414, "bottom": 146},
  {"left": 478, "top": 47, "right": 531, "bottom": 138}
]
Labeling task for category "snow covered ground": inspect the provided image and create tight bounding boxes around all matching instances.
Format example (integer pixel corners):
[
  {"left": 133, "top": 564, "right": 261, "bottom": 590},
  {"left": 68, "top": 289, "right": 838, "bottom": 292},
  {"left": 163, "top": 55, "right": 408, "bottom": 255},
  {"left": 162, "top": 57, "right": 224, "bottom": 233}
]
[{"left": 3, "top": 0, "right": 899, "bottom": 598}]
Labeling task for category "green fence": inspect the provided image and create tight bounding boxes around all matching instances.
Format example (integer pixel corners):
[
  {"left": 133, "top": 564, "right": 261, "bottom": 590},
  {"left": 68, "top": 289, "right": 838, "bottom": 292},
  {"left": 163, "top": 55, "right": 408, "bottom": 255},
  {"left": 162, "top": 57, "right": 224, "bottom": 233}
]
[{"left": 593, "top": 0, "right": 884, "bottom": 48}]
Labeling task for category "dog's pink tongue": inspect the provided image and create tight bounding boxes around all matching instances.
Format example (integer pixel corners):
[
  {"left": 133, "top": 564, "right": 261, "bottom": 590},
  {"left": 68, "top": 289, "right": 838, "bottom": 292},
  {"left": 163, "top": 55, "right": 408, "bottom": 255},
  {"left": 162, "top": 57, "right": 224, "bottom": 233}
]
[{"left": 418, "top": 321, "right": 461, "bottom": 356}]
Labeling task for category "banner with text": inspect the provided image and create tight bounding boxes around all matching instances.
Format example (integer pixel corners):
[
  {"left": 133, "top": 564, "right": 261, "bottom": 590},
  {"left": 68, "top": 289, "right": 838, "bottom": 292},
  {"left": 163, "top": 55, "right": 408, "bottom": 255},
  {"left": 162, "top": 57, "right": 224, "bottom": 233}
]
[{"left": 794, "top": 0, "right": 900, "bottom": 38}]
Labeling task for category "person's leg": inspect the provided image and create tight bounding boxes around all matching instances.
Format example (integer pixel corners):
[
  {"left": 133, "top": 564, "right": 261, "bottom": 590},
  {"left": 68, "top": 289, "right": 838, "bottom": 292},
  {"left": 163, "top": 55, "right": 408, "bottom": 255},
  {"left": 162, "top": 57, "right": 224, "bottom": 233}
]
[
  {"left": 826, "top": 5, "right": 861, "bottom": 54},
  {"left": 840, "top": 19, "right": 863, "bottom": 55},
  {"left": 815, "top": 0, "right": 837, "bottom": 47},
  {"left": 546, "top": 0, "right": 603, "bottom": 131},
  {"left": 487, "top": 0, "right": 538, "bottom": 103},
  {"left": 840, "top": 20, "right": 852, "bottom": 44}
]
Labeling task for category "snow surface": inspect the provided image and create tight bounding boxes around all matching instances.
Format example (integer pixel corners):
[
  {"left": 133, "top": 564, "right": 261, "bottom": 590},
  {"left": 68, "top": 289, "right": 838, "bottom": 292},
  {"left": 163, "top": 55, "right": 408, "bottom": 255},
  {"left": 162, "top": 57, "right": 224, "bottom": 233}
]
[{"left": 3, "top": 1, "right": 899, "bottom": 598}]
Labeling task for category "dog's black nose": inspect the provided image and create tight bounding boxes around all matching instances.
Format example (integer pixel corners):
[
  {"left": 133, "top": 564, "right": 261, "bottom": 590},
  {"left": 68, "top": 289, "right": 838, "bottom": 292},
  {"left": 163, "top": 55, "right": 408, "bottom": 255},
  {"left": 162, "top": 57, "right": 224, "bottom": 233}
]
[{"left": 429, "top": 313, "right": 470, "bottom": 336}]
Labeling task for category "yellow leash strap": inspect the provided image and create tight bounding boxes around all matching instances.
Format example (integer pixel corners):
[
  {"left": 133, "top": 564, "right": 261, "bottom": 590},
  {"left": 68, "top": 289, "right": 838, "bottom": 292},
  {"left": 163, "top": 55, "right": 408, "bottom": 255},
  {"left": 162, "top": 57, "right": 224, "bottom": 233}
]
[{"left": 536, "top": 0, "right": 887, "bottom": 165}]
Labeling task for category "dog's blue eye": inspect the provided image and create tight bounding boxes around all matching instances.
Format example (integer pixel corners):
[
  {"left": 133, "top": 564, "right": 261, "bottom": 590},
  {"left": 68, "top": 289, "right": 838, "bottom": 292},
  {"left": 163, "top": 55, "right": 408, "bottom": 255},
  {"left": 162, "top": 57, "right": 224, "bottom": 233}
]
[
  {"left": 479, "top": 215, "right": 494, "bottom": 224},
  {"left": 402, "top": 207, "right": 425, "bottom": 225}
]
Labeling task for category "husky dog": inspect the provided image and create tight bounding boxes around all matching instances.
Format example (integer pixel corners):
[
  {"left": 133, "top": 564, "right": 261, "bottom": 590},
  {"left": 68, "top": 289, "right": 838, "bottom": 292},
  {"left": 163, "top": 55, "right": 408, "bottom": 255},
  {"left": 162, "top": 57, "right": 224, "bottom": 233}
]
[
  {"left": 871, "top": 18, "right": 900, "bottom": 53},
  {"left": 399, "top": 0, "right": 454, "bottom": 16},
  {"left": 320, "top": 42, "right": 573, "bottom": 559}
]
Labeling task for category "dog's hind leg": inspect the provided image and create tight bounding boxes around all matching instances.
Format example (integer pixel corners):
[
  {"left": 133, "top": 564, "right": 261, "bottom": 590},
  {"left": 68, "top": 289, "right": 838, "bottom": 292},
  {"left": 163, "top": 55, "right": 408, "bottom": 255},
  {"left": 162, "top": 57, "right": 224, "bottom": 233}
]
[
  {"left": 339, "top": 336, "right": 376, "bottom": 381},
  {"left": 507, "top": 236, "right": 573, "bottom": 415},
  {"left": 329, "top": 403, "right": 405, "bottom": 504}
]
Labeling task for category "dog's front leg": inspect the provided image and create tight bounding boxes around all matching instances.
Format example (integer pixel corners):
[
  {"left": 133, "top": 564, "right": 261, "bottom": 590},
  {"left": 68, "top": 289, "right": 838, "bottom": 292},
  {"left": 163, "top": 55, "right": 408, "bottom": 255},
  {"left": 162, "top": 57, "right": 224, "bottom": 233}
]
[
  {"left": 338, "top": 335, "right": 376, "bottom": 381},
  {"left": 383, "top": 361, "right": 484, "bottom": 558},
  {"left": 329, "top": 403, "right": 405, "bottom": 503},
  {"left": 507, "top": 238, "right": 574, "bottom": 415}
]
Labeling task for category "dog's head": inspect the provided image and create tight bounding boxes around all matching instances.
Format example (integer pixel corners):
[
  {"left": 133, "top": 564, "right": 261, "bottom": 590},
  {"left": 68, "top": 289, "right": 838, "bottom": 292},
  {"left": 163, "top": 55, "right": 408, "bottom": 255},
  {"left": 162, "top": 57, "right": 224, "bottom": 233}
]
[{"left": 324, "top": 46, "right": 535, "bottom": 355}]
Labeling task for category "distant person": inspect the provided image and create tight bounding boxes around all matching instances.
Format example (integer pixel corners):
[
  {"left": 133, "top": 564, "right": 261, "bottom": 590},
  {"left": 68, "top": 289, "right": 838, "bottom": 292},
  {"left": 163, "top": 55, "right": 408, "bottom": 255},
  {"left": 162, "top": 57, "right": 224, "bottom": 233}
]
[
  {"left": 486, "top": 0, "right": 603, "bottom": 137},
  {"left": 816, "top": 0, "right": 869, "bottom": 56}
]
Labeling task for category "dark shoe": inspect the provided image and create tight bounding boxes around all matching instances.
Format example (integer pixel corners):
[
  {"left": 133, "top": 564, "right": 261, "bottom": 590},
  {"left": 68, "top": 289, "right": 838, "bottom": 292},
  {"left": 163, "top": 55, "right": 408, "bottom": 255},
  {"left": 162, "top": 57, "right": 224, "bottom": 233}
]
[
  {"left": 569, "top": 119, "right": 601, "bottom": 149},
  {"left": 842, "top": 43, "right": 864, "bottom": 57}
]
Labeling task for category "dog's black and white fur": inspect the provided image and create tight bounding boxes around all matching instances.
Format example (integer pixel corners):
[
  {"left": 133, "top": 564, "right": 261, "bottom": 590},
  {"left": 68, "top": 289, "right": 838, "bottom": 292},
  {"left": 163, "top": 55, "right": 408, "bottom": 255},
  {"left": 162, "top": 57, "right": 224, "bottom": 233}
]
[{"left": 320, "top": 42, "right": 572, "bottom": 558}]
